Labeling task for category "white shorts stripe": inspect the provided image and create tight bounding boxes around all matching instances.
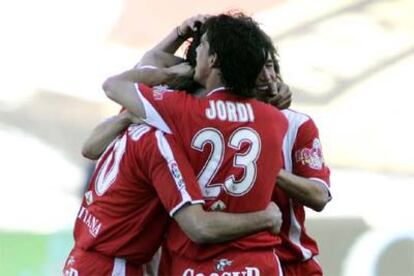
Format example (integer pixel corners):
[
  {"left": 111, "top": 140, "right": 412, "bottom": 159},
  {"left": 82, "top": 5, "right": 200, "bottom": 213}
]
[
  {"left": 111, "top": 258, "right": 126, "bottom": 276},
  {"left": 273, "top": 249, "right": 284, "bottom": 276}
]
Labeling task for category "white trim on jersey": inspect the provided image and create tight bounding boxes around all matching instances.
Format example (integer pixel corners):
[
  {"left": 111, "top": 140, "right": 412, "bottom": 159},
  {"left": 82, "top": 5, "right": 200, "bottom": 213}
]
[
  {"left": 111, "top": 258, "right": 126, "bottom": 276},
  {"left": 282, "top": 109, "right": 314, "bottom": 261},
  {"left": 287, "top": 198, "right": 313, "bottom": 260},
  {"left": 272, "top": 249, "right": 284, "bottom": 276},
  {"left": 135, "top": 64, "right": 158, "bottom": 70},
  {"left": 134, "top": 83, "right": 172, "bottom": 134},
  {"left": 154, "top": 130, "right": 205, "bottom": 217},
  {"left": 206, "top": 86, "right": 227, "bottom": 96},
  {"left": 281, "top": 109, "right": 309, "bottom": 172}
]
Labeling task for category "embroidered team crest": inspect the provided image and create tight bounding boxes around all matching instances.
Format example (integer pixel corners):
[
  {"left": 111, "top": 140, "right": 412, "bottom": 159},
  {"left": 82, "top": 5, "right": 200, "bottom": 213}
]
[
  {"left": 210, "top": 200, "right": 227, "bottom": 211},
  {"left": 84, "top": 190, "right": 94, "bottom": 205},
  {"left": 215, "top": 258, "right": 233, "bottom": 272},
  {"left": 295, "top": 138, "right": 324, "bottom": 170}
]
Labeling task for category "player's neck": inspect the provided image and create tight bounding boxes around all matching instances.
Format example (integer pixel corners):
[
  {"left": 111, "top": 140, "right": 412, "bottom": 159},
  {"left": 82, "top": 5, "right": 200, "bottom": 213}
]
[{"left": 204, "top": 69, "right": 225, "bottom": 96}]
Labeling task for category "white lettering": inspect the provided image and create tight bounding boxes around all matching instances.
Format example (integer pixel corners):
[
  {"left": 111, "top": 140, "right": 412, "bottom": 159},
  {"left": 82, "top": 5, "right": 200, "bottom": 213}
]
[
  {"left": 77, "top": 206, "right": 86, "bottom": 219},
  {"left": 182, "top": 267, "right": 260, "bottom": 276},
  {"left": 206, "top": 100, "right": 217, "bottom": 119},
  {"left": 246, "top": 104, "right": 254, "bottom": 122},
  {"left": 216, "top": 100, "right": 227, "bottom": 121},
  {"left": 236, "top": 103, "right": 248, "bottom": 122},
  {"left": 183, "top": 269, "right": 194, "bottom": 276},
  {"left": 76, "top": 206, "right": 102, "bottom": 238},
  {"left": 226, "top": 102, "right": 238, "bottom": 122},
  {"left": 246, "top": 267, "right": 260, "bottom": 276},
  {"left": 205, "top": 101, "right": 255, "bottom": 122},
  {"left": 90, "top": 222, "right": 102, "bottom": 237}
]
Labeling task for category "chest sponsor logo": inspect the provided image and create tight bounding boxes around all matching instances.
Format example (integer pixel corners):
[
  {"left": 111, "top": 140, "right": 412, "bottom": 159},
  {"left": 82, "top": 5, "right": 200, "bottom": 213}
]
[
  {"left": 183, "top": 266, "right": 260, "bottom": 276},
  {"left": 77, "top": 206, "right": 102, "bottom": 238},
  {"left": 295, "top": 138, "right": 324, "bottom": 170}
]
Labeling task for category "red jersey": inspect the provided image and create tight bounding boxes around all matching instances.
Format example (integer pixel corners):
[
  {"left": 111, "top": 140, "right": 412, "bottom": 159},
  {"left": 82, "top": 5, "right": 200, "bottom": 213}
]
[
  {"left": 135, "top": 84, "right": 288, "bottom": 259},
  {"left": 273, "top": 109, "right": 331, "bottom": 262},
  {"left": 72, "top": 124, "right": 203, "bottom": 264}
]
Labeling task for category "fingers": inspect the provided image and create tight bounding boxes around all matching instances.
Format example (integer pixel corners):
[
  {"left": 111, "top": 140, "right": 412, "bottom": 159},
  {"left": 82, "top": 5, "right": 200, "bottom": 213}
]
[
  {"left": 267, "top": 82, "right": 292, "bottom": 109},
  {"left": 179, "top": 14, "right": 211, "bottom": 36}
]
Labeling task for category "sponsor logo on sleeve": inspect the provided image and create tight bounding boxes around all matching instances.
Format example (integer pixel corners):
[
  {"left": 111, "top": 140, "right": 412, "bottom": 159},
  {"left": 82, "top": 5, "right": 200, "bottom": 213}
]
[
  {"left": 295, "top": 138, "right": 324, "bottom": 170},
  {"left": 169, "top": 161, "right": 185, "bottom": 190},
  {"left": 152, "top": 85, "right": 171, "bottom": 100}
]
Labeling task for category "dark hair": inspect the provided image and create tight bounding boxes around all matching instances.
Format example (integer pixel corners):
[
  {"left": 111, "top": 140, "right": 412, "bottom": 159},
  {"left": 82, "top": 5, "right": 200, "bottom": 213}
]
[
  {"left": 262, "top": 29, "right": 282, "bottom": 84},
  {"left": 168, "top": 23, "right": 203, "bottom": 94},
  {"left": 200, "top": 13, "right": 273, "bottom": 98}
]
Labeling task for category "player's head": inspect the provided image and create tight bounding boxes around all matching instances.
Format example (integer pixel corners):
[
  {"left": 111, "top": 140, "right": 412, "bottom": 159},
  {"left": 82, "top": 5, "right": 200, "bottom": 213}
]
[
  {"left": 194, "top": 13, "right": 273, "bottom": 98},
  {"left": 254, "top": 35, "right": 283, "bottom": 101}
]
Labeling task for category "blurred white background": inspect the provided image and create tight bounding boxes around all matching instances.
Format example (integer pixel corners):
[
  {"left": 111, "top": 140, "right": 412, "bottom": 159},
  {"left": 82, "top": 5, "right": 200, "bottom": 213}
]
[{"left": 0, "top": 0, "right": 413, "bottom": 275}]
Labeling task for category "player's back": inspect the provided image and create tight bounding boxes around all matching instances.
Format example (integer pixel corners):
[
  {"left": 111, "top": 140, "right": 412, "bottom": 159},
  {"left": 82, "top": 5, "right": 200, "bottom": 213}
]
[
  {"left": 136, "top": 85, "right": 288, "bottom": 258},
  {"left": 73, "top": 124, "right": 202, "bottom": 264}
]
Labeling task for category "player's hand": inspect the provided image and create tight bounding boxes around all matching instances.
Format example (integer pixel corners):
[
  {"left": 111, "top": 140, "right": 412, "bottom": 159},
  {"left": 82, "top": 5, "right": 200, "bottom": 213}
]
[
  {"left": 268, "top": 82, "right": 292, "bottom": 110},
  {"left": 177, "top": 14, "right": 210, "bottom": 38},
  {"left": 265, "top": 201, "right": 283, "bottom": 235}
]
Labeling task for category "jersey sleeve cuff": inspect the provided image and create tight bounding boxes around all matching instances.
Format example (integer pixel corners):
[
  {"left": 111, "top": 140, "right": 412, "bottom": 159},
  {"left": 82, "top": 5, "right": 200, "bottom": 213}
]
[
  {"left": 309, "top": 177, "right": 332, "bottom": 200},
  {"left": 169, "top": 199, "right": 205, "bottom": 217}
]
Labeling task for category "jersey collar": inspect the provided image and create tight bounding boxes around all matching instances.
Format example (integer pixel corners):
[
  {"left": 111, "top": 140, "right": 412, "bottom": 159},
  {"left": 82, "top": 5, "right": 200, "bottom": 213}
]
[{"left": 206, "top": 87, "right": 227, "bottom": 96}]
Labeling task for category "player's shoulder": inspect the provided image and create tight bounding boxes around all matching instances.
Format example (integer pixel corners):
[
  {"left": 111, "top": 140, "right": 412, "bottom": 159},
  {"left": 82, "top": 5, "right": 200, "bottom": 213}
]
[
  {"left": 126, "top": 124, "right": 157, "bottom": 144},
  {"left": 281, "top": 108, "right": 313, "bottom": 125}
]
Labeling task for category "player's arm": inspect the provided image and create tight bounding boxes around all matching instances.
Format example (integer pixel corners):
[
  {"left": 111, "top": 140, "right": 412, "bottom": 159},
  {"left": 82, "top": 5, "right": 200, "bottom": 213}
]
[
  {"left": 173, "top": 202, "right": 282, "bottom": 244},
  {"left": 150, "top": 131, "right": 282, "bottom": 244},
  {"left": 278, "top": 117, "right": 331, "bottom": 211},
  {"left": 276, "top": 170, "right": 331, "bottom": 212},
  {"left": 82, "top": 111, "right": 140, "bottom": 160},
  {"left": 142, "top": 14, "right": 209, "bottom": 57},
  {"left": 102, "top": 63, "right": 193, "bottom": 119}
]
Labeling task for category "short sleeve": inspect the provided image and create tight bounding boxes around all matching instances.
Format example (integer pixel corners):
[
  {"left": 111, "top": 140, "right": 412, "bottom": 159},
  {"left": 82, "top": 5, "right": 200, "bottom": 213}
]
[
  {"left": 292, "top": 118, "right": 331, "bottom": 189},
  {"left": 134, "top": 83, "right": 185, "bottom": 135},
  {"left": 146, "top": 130, "right": 204, "bottom": 216}
]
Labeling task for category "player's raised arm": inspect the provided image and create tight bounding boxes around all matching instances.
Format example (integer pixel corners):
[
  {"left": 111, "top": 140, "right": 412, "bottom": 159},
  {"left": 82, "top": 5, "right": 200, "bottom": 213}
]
[
  {"left": 173, "top": 202, "right": 283, "bottom": 244},
  {"left": 102, "top": 62, "right": 193, "bottom": 119}
]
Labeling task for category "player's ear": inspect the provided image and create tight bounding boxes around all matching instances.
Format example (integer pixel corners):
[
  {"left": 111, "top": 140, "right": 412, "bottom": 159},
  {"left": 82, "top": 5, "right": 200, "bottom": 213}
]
[{"left": 209, "top": 53, "right": 219, "bottom": 68}]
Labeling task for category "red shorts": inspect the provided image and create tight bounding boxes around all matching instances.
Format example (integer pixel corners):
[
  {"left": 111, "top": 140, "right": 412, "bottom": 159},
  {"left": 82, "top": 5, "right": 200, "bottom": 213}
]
[
  {"left": 62, "top": 246, "right": 144, "bottom": 276},
  {"left": 281, "top": 258, "right": 322, "bottom": 276},
  {"left": 170, "top": 248, "right": 283, "bottom": 276}
]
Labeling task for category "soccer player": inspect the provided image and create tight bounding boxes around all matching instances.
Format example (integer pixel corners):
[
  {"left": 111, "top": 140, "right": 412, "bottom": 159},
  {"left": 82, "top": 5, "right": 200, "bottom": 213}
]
[
  {"left": 103, "top": 13, "right": 288, "bottom": 275},
  {"left": 63, "top": 114, "right": 283, "bottom": 275},
  {"left": 256, "top": 50, "right": 332, "bottom": 275}
]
